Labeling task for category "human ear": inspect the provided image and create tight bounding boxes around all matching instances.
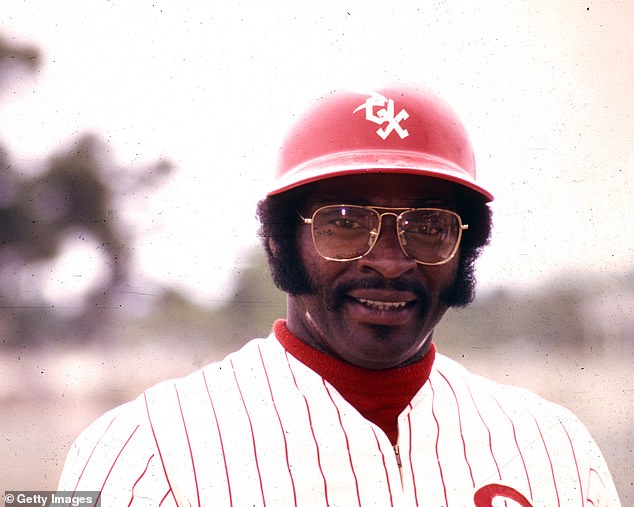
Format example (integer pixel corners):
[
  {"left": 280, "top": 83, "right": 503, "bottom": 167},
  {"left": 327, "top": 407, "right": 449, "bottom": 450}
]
[{"left": 268, "top": 237, "right": 280, "bottom": 257}]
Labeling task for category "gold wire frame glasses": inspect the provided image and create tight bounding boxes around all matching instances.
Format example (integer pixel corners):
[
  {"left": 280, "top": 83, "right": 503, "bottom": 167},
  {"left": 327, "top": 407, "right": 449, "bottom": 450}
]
[{"left": 298, "top": 204, "right": 468, "bottom": 266}]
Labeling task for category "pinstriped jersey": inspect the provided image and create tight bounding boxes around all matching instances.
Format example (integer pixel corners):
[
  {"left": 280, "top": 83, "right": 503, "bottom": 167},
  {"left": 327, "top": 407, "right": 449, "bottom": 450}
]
[{"left": 58, "top": 334, "right": 621, "bottom": 506}]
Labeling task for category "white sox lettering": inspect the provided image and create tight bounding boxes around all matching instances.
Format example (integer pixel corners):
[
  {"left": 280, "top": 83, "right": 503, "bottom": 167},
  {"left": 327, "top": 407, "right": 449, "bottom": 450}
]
[{"left": 353, "top": 92, "right": 410, "bottom": 140}]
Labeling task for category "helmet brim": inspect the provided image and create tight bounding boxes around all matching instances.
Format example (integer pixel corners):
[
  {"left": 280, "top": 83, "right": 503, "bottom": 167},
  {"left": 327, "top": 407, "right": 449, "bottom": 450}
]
[{"left": 267, "top": 150, "right": 494, "bottom": 202}]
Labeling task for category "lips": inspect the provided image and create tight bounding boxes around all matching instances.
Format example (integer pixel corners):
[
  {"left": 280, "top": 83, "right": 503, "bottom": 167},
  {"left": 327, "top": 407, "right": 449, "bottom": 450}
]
[
  {"left": 345, "top": 288, "right": 418, "bottom": 324},
  {"left": 328, "top": 278, "right": 429, "bottom": 316}
]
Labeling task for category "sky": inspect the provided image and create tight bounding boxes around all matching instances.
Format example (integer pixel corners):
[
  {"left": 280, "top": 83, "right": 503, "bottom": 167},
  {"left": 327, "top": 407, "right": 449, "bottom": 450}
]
[{"left": 1, "top": 0, "right": 633, "bottom": 306}]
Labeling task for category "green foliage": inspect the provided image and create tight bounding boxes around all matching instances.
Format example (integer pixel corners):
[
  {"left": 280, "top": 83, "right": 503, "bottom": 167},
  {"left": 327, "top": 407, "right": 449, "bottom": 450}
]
[
  {"left": 125, "top": 248, "right": 286, "bottom": 360},
  {"left": 436, "top": 270, "right": 634, "bottom": 360},
  {"left": 0, "top": 36, "right": 171, "bottom": 346},
  {"left": 0, "top": 34, "right": 39, "bottom": 89}
]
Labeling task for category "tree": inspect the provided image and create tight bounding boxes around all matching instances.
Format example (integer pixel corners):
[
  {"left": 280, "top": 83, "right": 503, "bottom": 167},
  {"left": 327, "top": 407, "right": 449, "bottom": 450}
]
[
  {"left": 0, "top": 35, "right": 171, "bottom": 346},
  {"left": 0, "top": 34, "right": 39, "bottom": 89}
]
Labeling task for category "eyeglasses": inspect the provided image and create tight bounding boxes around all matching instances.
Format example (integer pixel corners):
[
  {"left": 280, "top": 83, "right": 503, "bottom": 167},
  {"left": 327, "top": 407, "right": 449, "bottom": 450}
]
[{"left": 299, "top": 204, "right": 468, "bottom": 265}]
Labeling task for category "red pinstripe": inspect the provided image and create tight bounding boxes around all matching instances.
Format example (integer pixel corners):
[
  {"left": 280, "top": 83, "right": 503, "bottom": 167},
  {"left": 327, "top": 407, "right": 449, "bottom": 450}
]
[
  {"left": 323, "top": 381, "right": 362, "bottom": 507},
  {"left": 202, "top": 369, "right": 233, "bottom": 504},
  {"left": 586, "top": 468, "right": 607, "bottom": 507},
  {"left": 257, "top": 345, "right": 298, "bottom": 506},
  {"left": 94, "top": 425, "right": 140, "bottom": 505},
  {"left": 492, "top": 395, "right": 533, "bottom": 498},
  {"left": 438, "top": 370, "right": 476, "bottom": 487},
  {"left": 589, "top": 468, "right": 607, "bottom": 488},
  {"left": 429, "top": 379, "right": 449, "bottom": 506},
  {"left": 463, "top": 378, "right": 503, "bottom": 481},
  {"left": 284, "top": 351, "right": 329, "bottom": 506},
  {"left": 174, "top": 385, "right": 200, "bottom": 507},
  {"left": 158, "top": 489, "right": 172, "bottom": 507},
  {"left": 587, "top": 469, "right": 608, "bottom": 507},
  {"left": 71, "top": 414, "right": 118, "bottom": 493},
  {"left": 560, "top": 419, "right": 584, "bottom": 505},
  {"left": 531, "top": 412, "right": 561, "bottom": 506},
  {"left": 405, "top": 406, "right": 420, "bottom": 506},
  {"left": 128, "top": 454, "right": 154, "bottom": 507},
  {"left": 231, "top": 358, "right": 267, "bottom": 506},
  {"left": 143, "top": 391, "right": 175, "bottom": 501},
  {"left": 371, "top": 427, "right": 394, "bottom": 507}
]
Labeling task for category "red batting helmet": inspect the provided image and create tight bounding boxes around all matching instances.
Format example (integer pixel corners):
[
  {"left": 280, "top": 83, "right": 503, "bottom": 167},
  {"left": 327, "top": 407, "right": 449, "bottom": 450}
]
[{"left": 269, "top": 87, "right": 493, "bottom": 202}]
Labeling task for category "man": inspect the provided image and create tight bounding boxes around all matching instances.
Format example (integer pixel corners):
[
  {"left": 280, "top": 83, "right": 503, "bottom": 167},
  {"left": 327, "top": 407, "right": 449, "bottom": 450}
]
[{"left": 59, "top": 87, "right": 621, "bottom": 506}]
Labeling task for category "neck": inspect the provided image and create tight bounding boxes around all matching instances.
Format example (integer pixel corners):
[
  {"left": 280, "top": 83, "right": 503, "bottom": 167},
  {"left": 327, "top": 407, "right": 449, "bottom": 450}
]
[{"left": 273, "top": 319, "right": 436, "bottom": 444}]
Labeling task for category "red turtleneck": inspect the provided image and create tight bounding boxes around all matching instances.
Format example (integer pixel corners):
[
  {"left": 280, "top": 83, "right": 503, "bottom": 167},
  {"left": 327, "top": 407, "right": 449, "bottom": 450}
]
[{"left": 273, "top": 320, "right": 436, "bottom": 445}]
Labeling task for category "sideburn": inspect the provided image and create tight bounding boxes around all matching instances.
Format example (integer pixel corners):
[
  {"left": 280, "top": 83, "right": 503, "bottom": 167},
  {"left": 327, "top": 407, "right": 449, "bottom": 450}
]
[{"left": 440, "top": 252, "right": 477, "bottom": 307}]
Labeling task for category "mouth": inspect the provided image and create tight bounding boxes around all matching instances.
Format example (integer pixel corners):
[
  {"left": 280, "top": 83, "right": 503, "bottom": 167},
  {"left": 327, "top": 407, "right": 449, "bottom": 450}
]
[
  {"left": 354, "top": 298, "right": 410, "bottom": 311},
  {"left": 345, "top": 289, "right": 419, "bottom": 325}
]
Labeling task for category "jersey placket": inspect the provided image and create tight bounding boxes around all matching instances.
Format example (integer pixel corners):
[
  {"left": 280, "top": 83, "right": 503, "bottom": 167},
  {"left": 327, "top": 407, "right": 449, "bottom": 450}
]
[{"left": 394, "top": 405, "right": 418, "bottom": 506}]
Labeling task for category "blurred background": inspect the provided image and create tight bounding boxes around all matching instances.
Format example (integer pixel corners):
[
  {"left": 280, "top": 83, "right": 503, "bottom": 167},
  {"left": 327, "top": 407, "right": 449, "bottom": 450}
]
[{"left": 1, "top": 0, "right": 632, "bottom": 501}]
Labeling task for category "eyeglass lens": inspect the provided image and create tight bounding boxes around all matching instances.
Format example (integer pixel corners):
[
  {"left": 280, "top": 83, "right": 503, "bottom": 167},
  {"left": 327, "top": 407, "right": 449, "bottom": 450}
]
[{"left": 311, "top": 205, "right": 461, "bottom": 264}]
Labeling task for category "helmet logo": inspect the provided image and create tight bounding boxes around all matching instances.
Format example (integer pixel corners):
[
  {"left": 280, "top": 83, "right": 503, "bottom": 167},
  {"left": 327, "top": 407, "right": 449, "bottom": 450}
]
[{"left": 353, "top": 92, "right": 410, "bottom": 140}]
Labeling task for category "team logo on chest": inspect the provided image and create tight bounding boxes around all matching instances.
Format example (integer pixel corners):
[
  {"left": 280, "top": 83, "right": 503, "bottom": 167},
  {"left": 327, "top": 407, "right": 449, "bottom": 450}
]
[
  {"left": 473, "top": 484, "right": 534, "bottom": 507},
  {"left": 353, "top": 92, "right": 410, "bottom": 140}
]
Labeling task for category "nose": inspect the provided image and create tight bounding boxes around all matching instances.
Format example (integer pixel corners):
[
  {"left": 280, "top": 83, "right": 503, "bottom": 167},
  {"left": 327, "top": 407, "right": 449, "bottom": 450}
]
[{"left": 359, "top": 215, "right": 417, "bottom": 278}]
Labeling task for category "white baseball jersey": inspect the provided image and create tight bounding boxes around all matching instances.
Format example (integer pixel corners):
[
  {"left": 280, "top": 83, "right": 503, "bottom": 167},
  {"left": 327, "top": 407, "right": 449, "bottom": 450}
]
[{"left": 59, "top": 332, "right": 621, "bottom": 506}]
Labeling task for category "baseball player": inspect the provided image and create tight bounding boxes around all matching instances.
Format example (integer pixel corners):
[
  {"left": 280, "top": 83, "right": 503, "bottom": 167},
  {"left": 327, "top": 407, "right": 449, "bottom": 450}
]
[{"left": 58, "top": 87, "right": 621, "bottom": 506}]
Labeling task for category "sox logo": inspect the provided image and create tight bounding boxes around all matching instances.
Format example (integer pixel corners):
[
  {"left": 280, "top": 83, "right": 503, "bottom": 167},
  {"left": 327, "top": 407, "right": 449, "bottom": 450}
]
[
  {"left": 473, "top": 484, "right": 533, "bottom": 507},
  {"left": 353, "top": 92, "right": 410, "bottom": 140}
]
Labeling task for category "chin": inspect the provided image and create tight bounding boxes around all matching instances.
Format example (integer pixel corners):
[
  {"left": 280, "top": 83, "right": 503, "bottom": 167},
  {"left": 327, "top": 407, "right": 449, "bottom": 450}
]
[{"left": 343, "top": 327, "right": 430, "bottom": 368}]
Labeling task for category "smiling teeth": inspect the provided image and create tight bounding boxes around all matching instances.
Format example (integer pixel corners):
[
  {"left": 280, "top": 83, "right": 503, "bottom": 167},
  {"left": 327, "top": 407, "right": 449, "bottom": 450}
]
[{"left": 357, "top": 298, "right": 408, "bottom": 310}]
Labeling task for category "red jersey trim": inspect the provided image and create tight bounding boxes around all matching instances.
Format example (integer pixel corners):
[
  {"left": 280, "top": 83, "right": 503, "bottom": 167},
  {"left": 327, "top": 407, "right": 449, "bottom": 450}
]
[{"left": 273, "top": 319, "right": 436, "bottom": 444}]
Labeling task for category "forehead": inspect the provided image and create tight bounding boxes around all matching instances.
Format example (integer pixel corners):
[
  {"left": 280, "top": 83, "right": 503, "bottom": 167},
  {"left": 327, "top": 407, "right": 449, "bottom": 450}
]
[{"left": 300, "top": 174, "right": 459, "bottom": 208}]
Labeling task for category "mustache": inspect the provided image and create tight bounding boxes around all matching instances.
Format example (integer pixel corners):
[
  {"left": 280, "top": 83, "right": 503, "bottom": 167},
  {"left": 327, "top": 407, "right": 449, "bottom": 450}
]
[{"left": 327, "top": 277, "right": 432, "bottom": 311}]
